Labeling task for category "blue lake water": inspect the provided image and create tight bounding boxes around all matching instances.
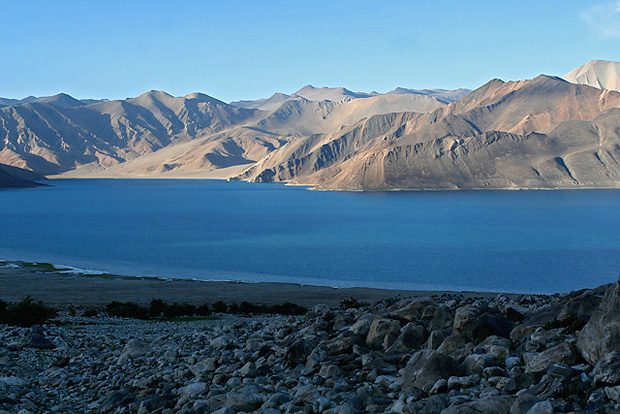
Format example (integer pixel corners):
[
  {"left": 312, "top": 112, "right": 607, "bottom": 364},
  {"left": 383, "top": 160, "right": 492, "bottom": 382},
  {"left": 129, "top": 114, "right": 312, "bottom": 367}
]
[{"left": 1, "top": 179, "right": 620, "bottom": 294}]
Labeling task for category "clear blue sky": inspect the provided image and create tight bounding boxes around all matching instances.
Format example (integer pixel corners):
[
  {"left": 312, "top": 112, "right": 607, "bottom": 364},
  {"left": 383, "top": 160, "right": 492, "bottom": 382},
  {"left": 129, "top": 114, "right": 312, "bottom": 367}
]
[{"left": 1, "top": 0, "right": 619, "bottom": 102}]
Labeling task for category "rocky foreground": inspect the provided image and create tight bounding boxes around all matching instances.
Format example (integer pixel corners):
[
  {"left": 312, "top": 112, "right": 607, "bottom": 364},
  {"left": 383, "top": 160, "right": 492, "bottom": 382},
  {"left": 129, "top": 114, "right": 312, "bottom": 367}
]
[{"left": 3, "top": 279, "right": 620, "bottom": 414}]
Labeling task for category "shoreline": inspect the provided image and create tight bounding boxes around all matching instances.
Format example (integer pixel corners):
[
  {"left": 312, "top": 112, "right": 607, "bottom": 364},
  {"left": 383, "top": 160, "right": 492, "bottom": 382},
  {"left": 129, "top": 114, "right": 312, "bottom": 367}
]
[
  {"left": 0, "top": 260, "right": 533, "bottom": 308},
  {"left": 42, "top": 175, "right": 620, "bottom": 192}
]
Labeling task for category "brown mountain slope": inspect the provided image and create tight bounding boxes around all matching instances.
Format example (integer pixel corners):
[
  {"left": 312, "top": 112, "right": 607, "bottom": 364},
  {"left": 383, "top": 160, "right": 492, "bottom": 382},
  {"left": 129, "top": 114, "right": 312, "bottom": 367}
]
[
  {"left": 61, "top": 92, "right": 445, "bottom": 178},
  {"left": 238, "top": 76, "right": 620, "bottom": 190},
  {"left": 0, "top": 91, "right": 260, "bottom": 175}
]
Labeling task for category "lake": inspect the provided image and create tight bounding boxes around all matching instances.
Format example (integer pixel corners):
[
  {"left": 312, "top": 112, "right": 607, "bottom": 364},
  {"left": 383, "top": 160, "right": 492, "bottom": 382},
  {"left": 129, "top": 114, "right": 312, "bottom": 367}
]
[{"left": 1, "top": 179, "right": 619, "bottom": 294}]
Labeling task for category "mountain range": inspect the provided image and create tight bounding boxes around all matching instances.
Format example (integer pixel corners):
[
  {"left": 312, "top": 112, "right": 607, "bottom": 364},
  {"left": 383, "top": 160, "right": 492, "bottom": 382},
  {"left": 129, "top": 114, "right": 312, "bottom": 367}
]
[{"left": 2, "top": 59, "right": 620, "bottom": 190}]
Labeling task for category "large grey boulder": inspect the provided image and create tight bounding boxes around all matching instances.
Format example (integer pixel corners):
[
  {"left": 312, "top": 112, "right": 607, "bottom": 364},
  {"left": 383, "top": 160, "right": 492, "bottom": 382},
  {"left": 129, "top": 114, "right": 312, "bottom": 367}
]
[
  {"left": 366, "top": 318, "right": 401, "bottom": 349},
  {"left": 577, "top": 277, "right": 620, "bottom": 365},
  {"left": 525, "top": 343, "right": 577, "bottom": 373},
  {"left": 440, "top": 396, "right": 515, "bottom": 414},
  {"left": 404, "top": 394, "right": 449, "bottom": 414},
  {"left": 401, "top": 349, "right": 460, "bottom": 394},
  {"left": 386, "top": 323, "right": 427, "bottom": 354},
  {"left": 389, "top": 298, "right": 436, "bottom": 322}
]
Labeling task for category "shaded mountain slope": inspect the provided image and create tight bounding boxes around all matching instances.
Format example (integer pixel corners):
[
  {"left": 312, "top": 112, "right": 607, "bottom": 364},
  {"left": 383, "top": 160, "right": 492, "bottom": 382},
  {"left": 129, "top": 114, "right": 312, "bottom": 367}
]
[{"left": 0, "top": 163, "right": 46, "bottom": 188}]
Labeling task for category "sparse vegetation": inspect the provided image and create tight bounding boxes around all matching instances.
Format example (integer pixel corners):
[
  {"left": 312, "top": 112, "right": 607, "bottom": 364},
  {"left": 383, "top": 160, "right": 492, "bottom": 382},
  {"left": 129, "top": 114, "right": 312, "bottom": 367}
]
[
  {"left": 0, "top": 296, "right": 57, "bottom": 327},
  {"left": 340, "top": 297, "right": 369, "bottom": 309},
  {"left": 81, "top": 308, "right": 98, "bottom": 318},
  {"left": 104, "top": 299, "right": 307, "bottom": 320}
]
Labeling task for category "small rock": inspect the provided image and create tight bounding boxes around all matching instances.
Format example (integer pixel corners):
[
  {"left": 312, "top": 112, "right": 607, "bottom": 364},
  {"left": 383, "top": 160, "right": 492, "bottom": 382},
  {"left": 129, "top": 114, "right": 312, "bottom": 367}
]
[
  {"left": 239, "top": 361, "right": 257, "bottom": 378},
  {"left": 117, "top": 339, "right": 147, "bottom": 363}
]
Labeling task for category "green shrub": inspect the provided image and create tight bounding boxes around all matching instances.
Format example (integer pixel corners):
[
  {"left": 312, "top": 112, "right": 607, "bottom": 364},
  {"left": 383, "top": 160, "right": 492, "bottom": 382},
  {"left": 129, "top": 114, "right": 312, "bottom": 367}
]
[
  {"left": 269, "top": 302, "right": 307, "bottom": 315},
  {"left": 82, "top": 308, "right": 98, "bottom": 317},
  {"left": 196, "top": 303, "right": 211, "bottom": 315},
  {"left": 105, "top": 301, "right": 149, "bottom": 319},
  {"left": 162, "top": 303, "right": 196, "bottom": 318},
  {"left": 0, "top": 297, "right": 57, "bottom": 327},
  {"left": 340, "top": 297, "right": 369, "bottom": 309},
  {"left": 212, "top": 301, "right": 228, "bottom": 313},
  {"left": 103, "top": 299, "right": 306, "bottom": 319},
  {"left": 148, "top": 298, "right": 167, "bottom": 317}
]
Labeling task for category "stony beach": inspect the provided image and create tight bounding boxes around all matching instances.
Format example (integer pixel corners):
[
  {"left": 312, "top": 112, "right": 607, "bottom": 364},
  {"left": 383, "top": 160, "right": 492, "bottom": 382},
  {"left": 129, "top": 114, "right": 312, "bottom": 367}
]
[{"left": 2, "top": 261, "right": 620, "bottom": 413}]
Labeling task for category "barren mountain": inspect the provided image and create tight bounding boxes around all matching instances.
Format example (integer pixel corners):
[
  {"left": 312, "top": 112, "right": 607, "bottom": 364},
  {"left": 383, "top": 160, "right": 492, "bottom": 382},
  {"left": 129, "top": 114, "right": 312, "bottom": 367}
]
[
  {"left": 236, "top": 75, "right": 620, "bottom": 190},
  {"left": 1, "top": 84, "right": 449, "bottom": 178},
  {"left": 564, "top": 59, "right": 620, "bottom": 91},
  {"left": 0, "top": 94, "right": 106, "bottom": 108},
  {"left": 68, "top": 92, "right": 446, "bottom": 178},
  {"left": 231, "top": 85, "right": 469, "bottom": 110},
  {"left": 0, "top": 91, "right": 259, "bottom": 175},
  {"left": 5, "top": 63, "right": 620, "bottom": 191}
]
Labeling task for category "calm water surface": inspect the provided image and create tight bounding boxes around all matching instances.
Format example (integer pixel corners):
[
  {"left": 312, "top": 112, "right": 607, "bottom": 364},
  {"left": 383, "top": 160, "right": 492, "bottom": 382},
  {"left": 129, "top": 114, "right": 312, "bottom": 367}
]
[{"left": 1, "top": 179, "right": 619, "bottom": 294}]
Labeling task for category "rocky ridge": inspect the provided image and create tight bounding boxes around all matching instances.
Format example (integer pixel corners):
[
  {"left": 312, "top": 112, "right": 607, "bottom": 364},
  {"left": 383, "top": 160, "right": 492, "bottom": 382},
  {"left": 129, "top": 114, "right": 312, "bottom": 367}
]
[{"left": 3, "top": 277, "right": 620, "bottom": 413}]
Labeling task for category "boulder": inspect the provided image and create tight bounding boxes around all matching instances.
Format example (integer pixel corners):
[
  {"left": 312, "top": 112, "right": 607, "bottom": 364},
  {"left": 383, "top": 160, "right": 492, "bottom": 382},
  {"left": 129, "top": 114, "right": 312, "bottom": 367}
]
[
  {"left": 401, "top": 349, "right": 460, "bottom": 393},
  {"left": 117, "top": 339, "right": 147, "bottom": 363},
  {"left": 505, "top": 304, "right": 529, "bottom": 322},
  {"left": 389, "top": 298, "right": 436, "bottom": 322},
  {"left": 440, "top": 396, "right": 515, "bottom": 414},
  {"left": 348, "top": 317, "right": 372, "bottom": 337},
  {"left": 461, "top": 353, "right": 499, "bottom": 375},
  {"left": 526, "top": 400, "right": 554, "bottom": 414},
  {"left": 427, "top": 329, "right": 450, "bottom": 350},
  {"left": 557, "top": 284, "right": 607, "bottom": 327},
  {"left": 404, "top": 394, "right": 449, "bottom": 414},
  {"left": 593, "top": 352, "right": 620, "bottom": 385},
  {"left": 225, "top": 389, "right": 264, "bottom": 412},
  {"left": 99, "top": 388, "right": 135, "bottom": 412},
  {"left": 471, "top": 313, "right": 514, "bottom": 343},
  {"left": 429, "top": 306, "right": 454, "bottom": 331},
  {"left": 525, "top": 343, "right": 577, "bottom": 374},
  {"left": 285, "top": 339, "right": 314, "bottom": 367},
  {"left": 239, "top": 361, "right": 257, "bottom": 378},
  {"left": 177, "top": 382, "right": 208, "bottom": 406},
  {"left": 437, "top": 332, "right": 471, "bottom": 361},
  {"left": 29, "top": 334, "right": 55, "bottom": 350},
  {"left": 386, "top": 323, "right": 427, "bottom": 354},
  {"left": 509, "top": 392, "right": 541, "bottom": 414},
  {"left": 325, "top": 332, "right": 361, "bottom": 355},
  {"left": 605, "top": 385, "right": 620, "bottom": 403},
  {"left": 510, "top": 306, "right": 562, "bottom": 344},
  {"left": 366, "top": 318, "right": 401, "bottom": 349},
  {"left": 577, "top": 277, "right": 620, "bottom": 365},
  {"left": 453, "top": 305, "right": 481, "bottom": 332}
]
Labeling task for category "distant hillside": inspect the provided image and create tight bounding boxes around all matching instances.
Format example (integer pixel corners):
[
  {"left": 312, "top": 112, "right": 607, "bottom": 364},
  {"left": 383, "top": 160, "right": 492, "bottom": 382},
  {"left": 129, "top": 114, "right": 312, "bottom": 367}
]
[
  {"left": 0, "top": 91, "right": 259, "bottom": 175},
  {"left": 0, "top": 164, "right": 46, "bottom": 188},
  {"left": 230, "top": 85, "right": 469, "bottom": 110},
  {"left": 0, "top": 94, "right": 106, "bottom": 108},
  {"left": 236, "top": 75, "right": 620, "bottom": 190}
]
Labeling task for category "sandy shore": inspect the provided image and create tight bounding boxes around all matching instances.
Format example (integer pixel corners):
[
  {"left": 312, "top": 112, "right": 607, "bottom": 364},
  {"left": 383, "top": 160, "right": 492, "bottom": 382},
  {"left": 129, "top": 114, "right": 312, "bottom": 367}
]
[{"left": 0, "top": 261, "right": 514, "bottom": 308}]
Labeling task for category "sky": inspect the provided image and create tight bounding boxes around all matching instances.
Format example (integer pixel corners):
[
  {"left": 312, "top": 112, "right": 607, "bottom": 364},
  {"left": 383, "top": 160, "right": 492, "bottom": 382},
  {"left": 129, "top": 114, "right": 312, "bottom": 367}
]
[{"left": 1, "top": 0, "right": 619, "bottom": 102}]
